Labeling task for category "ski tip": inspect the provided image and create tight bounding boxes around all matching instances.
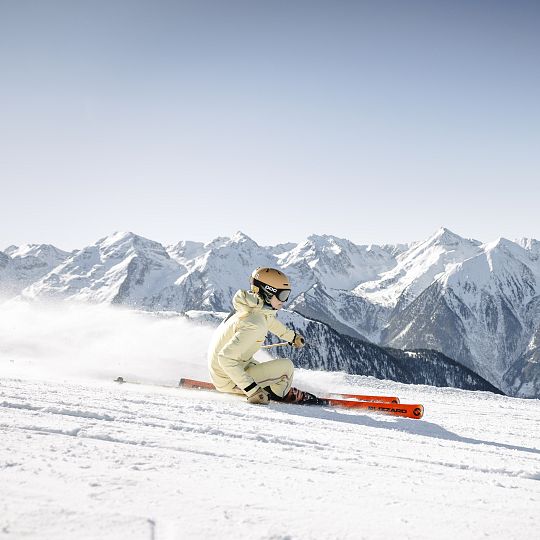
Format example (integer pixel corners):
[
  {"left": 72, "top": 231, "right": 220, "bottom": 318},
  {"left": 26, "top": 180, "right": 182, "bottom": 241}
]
[{"left": 414, "top": 405, "right": 424, "bottom": 419}]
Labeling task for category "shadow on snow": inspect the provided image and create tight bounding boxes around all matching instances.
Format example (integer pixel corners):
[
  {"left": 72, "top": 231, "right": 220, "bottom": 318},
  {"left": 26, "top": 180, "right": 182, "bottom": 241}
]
[{"left": 271, "top": 402, "right": 540, "bottom": 457}]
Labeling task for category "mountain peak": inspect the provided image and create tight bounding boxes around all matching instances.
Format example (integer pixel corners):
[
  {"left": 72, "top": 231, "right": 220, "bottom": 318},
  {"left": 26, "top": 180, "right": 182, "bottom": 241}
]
[
  {"left": 482, "top": 237, "right": 528, "bottom": 259},
  {"left": 3, "top": 243, "right": 71, "bottom": 266},
  {"left": 94, "top": 232, "right": 169, "bottom": 262},
  {"left": 202, "top": 232, "right": 260, "bottom": 252},
  {"left": 230, "top": 231, "right": 258, "bottom": 245},
  {"left": 307, "top": 233, "right": 349, "bottom": 245},
  {"left": 430, "top": 227, "right": 465, "bottom": 244},
  {"left": 304, "top": 234, "right": 359, "bottom": 256},
  {"left": 307, "top": 233, "right": 331, "bottom": 242},
  {"left": 419, "top": 227, "right": 483, "bottom": 251},
  {"left": 492, "top": 236, "right": 513, "bottom": 247},
  {"left": 99, "top": 231, "right": 137, "bottom": 248}
]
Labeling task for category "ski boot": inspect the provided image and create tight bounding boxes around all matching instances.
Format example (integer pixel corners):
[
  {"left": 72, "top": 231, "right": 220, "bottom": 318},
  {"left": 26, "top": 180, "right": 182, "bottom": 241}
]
[{"left": 282, "top": 386, "right": 326, "bottom": 405}]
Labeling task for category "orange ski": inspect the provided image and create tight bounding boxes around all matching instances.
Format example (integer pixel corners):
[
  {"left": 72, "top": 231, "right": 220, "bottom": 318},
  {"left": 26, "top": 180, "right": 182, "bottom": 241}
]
[
  {"left": 323, "top": 398, "right": 424, "bottom": 419},
  {"left": 179, "top": 378, "right": 215, "bottom": 390},
  {"left": 178, "top": 378, "right": 421, "bottom": 418},
  {"left": 179, "top": 378, "right": 399, "bottom": 403}
]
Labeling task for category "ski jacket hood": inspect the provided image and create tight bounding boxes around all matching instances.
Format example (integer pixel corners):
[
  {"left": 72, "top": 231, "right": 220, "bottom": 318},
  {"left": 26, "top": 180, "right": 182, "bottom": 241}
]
[{"left": 232, "top": 289, "right": 264, "bottom": 313}]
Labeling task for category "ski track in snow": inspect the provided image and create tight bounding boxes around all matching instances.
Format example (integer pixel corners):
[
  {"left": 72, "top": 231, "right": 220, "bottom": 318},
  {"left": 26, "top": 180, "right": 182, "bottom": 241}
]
[{"left": 1, "top": 375, "right": 540, "bottom": 539}]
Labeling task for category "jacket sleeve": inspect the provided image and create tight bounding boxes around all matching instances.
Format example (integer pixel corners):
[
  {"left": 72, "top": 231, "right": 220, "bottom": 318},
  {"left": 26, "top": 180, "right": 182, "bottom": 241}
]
[
  {"left": 217, "top": 319, "right": 264, "bottom": 395},
  {"left": 268, "top": 317, "right": 296, "bottom": 343}
]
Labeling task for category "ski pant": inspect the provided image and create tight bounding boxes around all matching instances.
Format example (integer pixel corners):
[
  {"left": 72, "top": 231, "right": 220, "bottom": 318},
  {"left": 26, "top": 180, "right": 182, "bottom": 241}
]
[{"left": 214, "top": 358, "right": 294, "bottom": 399}]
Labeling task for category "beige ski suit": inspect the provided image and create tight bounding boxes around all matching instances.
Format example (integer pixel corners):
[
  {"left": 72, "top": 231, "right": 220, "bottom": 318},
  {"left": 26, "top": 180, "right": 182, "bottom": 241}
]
[{"left": 208, "top": 290, "right": 296, "bottom": 398}]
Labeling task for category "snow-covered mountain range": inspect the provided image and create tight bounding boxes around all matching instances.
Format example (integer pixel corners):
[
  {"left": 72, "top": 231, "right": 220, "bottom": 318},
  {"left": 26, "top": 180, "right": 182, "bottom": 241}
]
[
  {"left": 0, "top": 244, "right": 72, "bottom": 296},
  {"left": 2, "top": 227, "right": 539, "bottom": 398}
]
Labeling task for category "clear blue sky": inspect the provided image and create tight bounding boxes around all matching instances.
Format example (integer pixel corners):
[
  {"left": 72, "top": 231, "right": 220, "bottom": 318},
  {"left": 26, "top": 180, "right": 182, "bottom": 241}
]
[{"left": 1, "top": 0, "right": 539, "bottom": 250}]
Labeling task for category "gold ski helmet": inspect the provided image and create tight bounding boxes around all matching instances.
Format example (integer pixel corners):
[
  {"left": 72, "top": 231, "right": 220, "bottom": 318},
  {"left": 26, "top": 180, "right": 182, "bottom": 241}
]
[{"left": 250, "top": 267, "right": 291, "bottom": 303}]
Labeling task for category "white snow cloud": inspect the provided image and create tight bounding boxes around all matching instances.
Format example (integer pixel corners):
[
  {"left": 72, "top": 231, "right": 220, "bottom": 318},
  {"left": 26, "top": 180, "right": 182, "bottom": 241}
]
[{"left": 0, "top": 298, "right": 214, "bottom": 385}]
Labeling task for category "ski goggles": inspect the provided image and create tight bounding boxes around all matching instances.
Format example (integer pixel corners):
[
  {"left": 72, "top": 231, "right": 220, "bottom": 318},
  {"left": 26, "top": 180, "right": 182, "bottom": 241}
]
[
  {"left": 254, "top": 280, "right": 291, "bottom": 302},
  {"left": 274, "top": 288, "right": 291, "bottom": 302}
]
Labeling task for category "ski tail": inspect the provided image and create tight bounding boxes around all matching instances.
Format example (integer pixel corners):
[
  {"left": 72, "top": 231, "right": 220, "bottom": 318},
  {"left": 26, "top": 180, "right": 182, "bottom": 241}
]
[{"left": 179, "top": 378, "right": 215, "bottom": 390}]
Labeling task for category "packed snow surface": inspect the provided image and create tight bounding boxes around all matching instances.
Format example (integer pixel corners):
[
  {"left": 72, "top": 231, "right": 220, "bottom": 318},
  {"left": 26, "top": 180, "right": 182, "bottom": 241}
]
[{"left": 1, "top": 301, "right": 540, "bottom": 539}]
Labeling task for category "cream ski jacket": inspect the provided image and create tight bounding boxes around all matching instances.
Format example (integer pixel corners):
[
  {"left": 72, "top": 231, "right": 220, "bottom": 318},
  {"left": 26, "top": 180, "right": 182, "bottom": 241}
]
[{"left": 207, "top": 290, "right": 296, "bottom": 395}]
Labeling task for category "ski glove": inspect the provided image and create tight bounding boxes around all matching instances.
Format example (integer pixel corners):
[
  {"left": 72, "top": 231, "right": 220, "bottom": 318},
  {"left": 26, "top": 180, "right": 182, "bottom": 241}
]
[
  {"left": 246, "top": 386, "right": 269, "bottom": 405},
  {"left": 290, "top": 333, "right": 306, "bottom": 348}
]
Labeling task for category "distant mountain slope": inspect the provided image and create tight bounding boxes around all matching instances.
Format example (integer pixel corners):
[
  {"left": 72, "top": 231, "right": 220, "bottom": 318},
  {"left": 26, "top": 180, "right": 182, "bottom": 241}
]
[
  {"left": 278, "top": 234, "right": 397, "bottom": 291},
  {"left": 382, "top": 238, "right": 540, "bottom": 394},
  {"left": 355, "top": 227, "right": 482, "bottom": 310},
  {"left": 0, "top": 244, "right": 71, "bottom": 296},
  {"left": 271, "top": 311, "right": 501, "bottom": 393},
  {"left": 23, "top": 232, "right": 184, "bottom": 306},
  {"left": 289, "top": 281, "right": 389, "bottom": 342}
]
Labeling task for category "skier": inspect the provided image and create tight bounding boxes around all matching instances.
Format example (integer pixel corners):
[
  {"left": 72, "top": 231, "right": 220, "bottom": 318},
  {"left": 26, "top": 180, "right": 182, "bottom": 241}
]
[{"left": 208, "top": 267, "right": 320, "bottom": 405}]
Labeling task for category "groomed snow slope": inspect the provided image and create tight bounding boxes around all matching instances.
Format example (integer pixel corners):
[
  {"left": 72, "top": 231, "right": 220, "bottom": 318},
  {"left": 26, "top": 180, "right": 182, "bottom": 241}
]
[
  {"left": 1, "top": 373, "right": 539, "bottom": 539},
  {"left": 1, "top": 300, "right": 539, "bottom": 539}
]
